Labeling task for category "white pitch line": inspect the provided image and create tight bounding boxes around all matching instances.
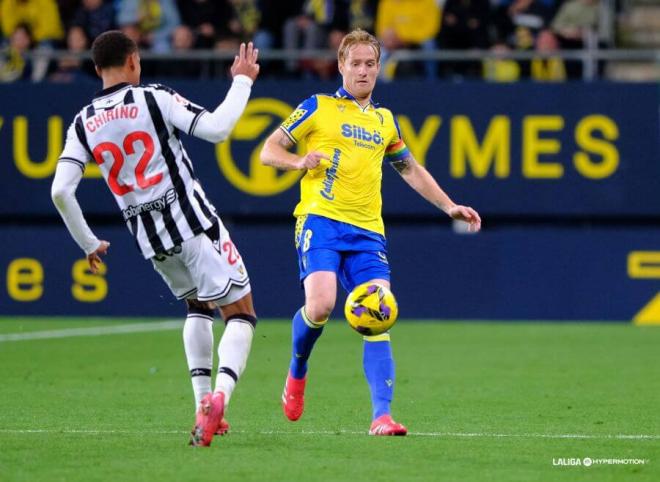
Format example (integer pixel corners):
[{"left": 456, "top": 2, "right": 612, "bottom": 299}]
[
  {"left": 0, "top": 320, "right": 181, "bottom": 342},
  {"left": 0, "top": 428, "right": 658, "bottom": 440}
]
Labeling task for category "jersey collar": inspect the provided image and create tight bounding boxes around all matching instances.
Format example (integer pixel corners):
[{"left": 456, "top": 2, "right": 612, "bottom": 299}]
[
  {"left": 334, "top": 87, "right": 380, "bottom": 109},
  {"left": 94, "top": 82, "right": 131, "bottom": 99}
]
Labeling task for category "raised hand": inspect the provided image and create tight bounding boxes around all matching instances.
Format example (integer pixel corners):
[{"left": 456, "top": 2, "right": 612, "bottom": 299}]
[
  {"left": 87, "top": 240, "right": 110, "bottom": 274},
  {"left": 448, "top": 205, "right": 482, "bottom": 232},
  {"left": 230, "top": 42, "right": 260, "bottom": 82}
]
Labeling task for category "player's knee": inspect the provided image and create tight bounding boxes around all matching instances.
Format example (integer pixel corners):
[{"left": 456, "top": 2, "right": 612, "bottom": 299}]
[
  {"left": 305, "top": 297, "right": 334, "bottom": 323},
  {"left": 186, "top": 298, "right": 216, "bottom": 315}
]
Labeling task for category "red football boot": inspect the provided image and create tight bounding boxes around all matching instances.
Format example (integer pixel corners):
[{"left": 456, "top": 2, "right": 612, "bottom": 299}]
[
  {"left": 281, "top": 372, "right": 306, "bottom": 421},
  {"left": 215, "top": 418, "right": 230, "bottom": 436},
  {"left": 369, "top": 414, "right": 408, "bottom": 436},
  {"left": 189, "top": 392, "right": 225, "bottom": 446}
]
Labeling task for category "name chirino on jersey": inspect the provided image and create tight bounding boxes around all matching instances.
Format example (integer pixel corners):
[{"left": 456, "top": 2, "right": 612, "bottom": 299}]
[
  {"left": 85, "top": 104, "right": 139, "bottom": 132},
  {"left": 61, "top": 83, "right": 218, "bottom": 259}
]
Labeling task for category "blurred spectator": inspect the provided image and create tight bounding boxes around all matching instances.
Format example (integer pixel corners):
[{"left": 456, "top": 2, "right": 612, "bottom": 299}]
[
  {"left": 531, "top": 28, "right": 566, "bottom": 80},
  {"left": 217, "top": 0, "right": 262, "bottom": 49},
  {"left": 492, "top": 0, "right": 556, "bottom": 47},
  {"left": 49, "top": 25, "right": 96, "bottom": 82},
  {"left": 0, "top": 0, "right": 65, "bottom": 45},
  {"left": 484, "top": 28, "right": 567, "bottom": 82},
  {"left": 439, "top": 0, "right": 490, "bottom": 49},
  {"left": 158, "top": 24, "right": 202, "bottom": 78},
  {"left": 71, "top": 0, "right": 116, "bottom": 43},
  {"left": 176, "top": 0, "right": 227, "bottom": 49},
  {"left": 551, "top": 0, "right": 599, "bottom": 48},
  {"left": 0, "top": 23, "right": 33, "bottom": 81},
  {"left": 306, "top": 0, "right": 377, "bottom": 80},
  {"left": 282, "top": 0, "right": 327, "bottom": 72},
  {"left": 117, "top": 0, "right": 181, "bottom": 52},
  {"left": 255, "top": 0, "right": 304, "bottom": 49},
  {"left": 333, "top": 0, "right": 377, "bottom": 33},
  {"left": 438, "top": 0, "right": 490, "bottom": 78},
  {"left": 376, "top": 0, "right": 441, "bottom": 79},
  {"left": 482, "top": 42, "right": 521, "bottom": 82}
]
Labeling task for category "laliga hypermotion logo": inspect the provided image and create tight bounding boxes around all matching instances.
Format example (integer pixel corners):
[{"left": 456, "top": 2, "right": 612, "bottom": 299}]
[{"left": 216, "top": 98, "right": 305, "bottom": 196}]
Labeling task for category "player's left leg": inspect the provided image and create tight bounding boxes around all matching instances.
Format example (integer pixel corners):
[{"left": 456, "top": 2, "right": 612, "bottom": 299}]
[
  {"left": 341, "top": 245, "right": 407, "bottom": 436},
  {"left": 361, "top": 278, "right": 406, "bottom": 436},
  {"left": 215, "top": 292, "right": 257, "bottom": 411}
]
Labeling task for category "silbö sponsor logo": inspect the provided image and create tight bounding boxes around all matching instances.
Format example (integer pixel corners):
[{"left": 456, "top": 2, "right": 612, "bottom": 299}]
[
  {"left": 341, "top": 123, "right": 383, "bottom": 150},
  {"left": 320, "top": 148, "right": 341, "bottom": 201},
  {"left": 121, "top": 188, "right": 177, "bottom": 221}
]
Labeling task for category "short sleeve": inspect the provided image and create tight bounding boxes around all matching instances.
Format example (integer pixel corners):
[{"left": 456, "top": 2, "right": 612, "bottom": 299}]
[
  {"left": 384, "top": 115, "right": 411, "bottom": 164},
  {"left": 280, "top": 95, "right": 318, "bottom": 143},
  {"left": 59, "top": 117, "right": 92, "bottom": 172},
  {"left": 154, "top": 85, "right": 207, "bottom": 136}
]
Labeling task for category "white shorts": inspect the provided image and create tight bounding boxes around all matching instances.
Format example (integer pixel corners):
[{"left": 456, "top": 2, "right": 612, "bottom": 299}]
[{"left": 151, "top": 218, "right": 251, "bottom": 306}]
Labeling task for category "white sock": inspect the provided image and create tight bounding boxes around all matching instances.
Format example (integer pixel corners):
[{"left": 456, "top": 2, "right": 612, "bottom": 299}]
[
  {"left": 183, "top": 312, "right": 214, "bottom": 409},
  {"left": 214, "top": 317, "right": 255, "bottom": 408}
]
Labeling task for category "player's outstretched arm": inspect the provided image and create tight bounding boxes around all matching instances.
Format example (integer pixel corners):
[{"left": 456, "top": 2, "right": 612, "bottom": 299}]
[
  {"left": 184, "top": 42, "right": 260, "bottom": 143},
  {"left": 391, "top": 154, "right": 482, "bottom": 232},
  {"left": 260, "top": 128, "right": 329, "bottom": 171},
  {"left": 51, "top": 162, "right": 110, "bottom": 268}
]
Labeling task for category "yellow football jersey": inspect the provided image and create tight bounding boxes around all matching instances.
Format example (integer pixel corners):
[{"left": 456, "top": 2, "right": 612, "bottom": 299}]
[{"left": 280, "top": 87, "right": 410, "bottom": 235}]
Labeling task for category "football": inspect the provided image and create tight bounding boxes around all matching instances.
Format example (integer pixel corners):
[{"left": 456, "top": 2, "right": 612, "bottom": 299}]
[{"left": 344, "top": 282, "right": 398, "bottom": 336}]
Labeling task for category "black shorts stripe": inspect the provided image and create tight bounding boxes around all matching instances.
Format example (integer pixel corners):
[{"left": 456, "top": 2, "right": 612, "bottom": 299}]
[
  {"left": 161, "top": 204, "right": 184, "bottom": 246},
  {"left": 197, "top": 277, "right": 250, "bottom": 303},
  {"left": 175, "top": 287, "right": 198, "bottom": 300},
  {"left": 139, "top": 211, "right": 166, "bottom": 255},
  {"left": 144, "top": 90, "right": 204, "bottom": 235}
]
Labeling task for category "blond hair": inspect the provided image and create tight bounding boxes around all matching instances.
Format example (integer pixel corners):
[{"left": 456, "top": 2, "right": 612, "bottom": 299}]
[{"left": 337, "top": 29, "right": 381, "bottom": 63}]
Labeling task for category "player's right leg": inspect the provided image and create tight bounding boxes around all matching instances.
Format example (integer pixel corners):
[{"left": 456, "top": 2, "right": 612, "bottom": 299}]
[
  {"left": 283, "top": 270, "right": 337, "bottom": 421},
  {"left": 152, "top": 217, "right": 254, "bottom": 446},
  {"left": 189, "top": 219, "right": 255, "bottom": 445}
]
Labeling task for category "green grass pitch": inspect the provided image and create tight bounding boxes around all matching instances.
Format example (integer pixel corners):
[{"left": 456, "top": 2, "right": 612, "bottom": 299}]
[{"left": 0, "top": 318, "right": 658, "bottom": 482}]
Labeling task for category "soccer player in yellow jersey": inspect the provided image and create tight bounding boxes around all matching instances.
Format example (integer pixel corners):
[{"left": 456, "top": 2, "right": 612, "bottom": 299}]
[{"left": 260, "top": 29, "right": 481, "bottom": 436}]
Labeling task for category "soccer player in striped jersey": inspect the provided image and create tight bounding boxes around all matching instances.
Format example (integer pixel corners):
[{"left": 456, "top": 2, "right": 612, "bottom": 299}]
[
  {"left": 260, "top": 29, "right": 481, "bottom": 436},
  {"left": 51, "top": 31, "right": 260, "bottom": 447}
]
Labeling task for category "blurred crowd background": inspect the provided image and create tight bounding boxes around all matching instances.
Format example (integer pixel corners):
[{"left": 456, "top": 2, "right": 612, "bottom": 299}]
[{"left": 0, "top": 0, "right": 658, "bottom": 84}]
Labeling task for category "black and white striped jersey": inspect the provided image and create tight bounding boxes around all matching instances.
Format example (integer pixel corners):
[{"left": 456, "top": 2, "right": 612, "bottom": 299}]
[{"left": 59, "top": 82, "right": 222, "bottom": 259}]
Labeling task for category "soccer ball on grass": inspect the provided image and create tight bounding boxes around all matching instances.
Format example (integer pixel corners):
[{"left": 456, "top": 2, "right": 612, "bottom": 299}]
[{"left": 344, "top": 282, "right": 398, "bottom": 336}]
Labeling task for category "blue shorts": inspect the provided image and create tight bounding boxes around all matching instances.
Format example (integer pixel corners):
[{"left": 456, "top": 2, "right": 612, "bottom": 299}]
[{"left": 295, "top": 214, "right": 390, "bottom": 292}]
